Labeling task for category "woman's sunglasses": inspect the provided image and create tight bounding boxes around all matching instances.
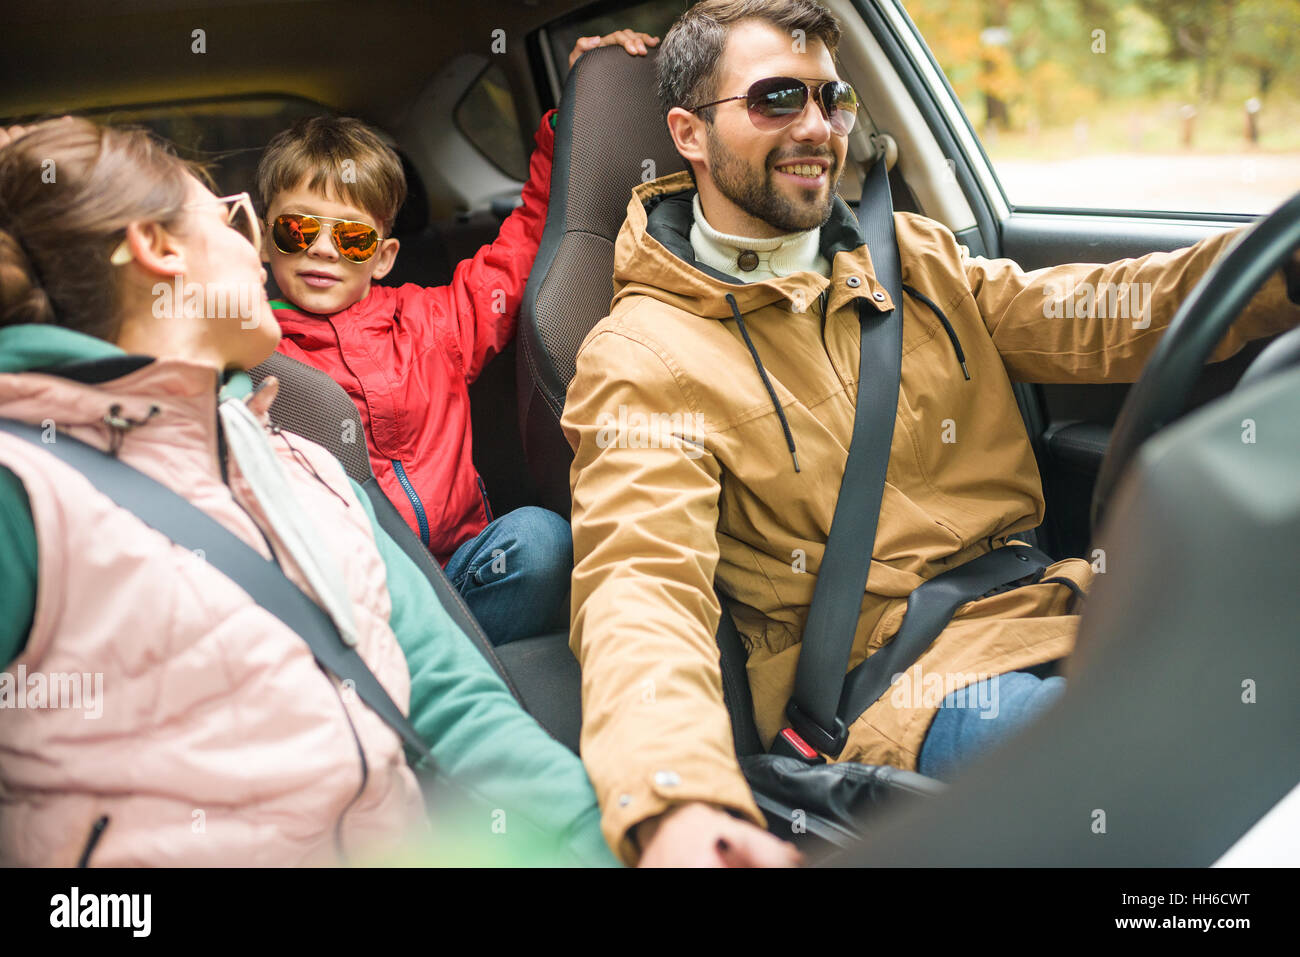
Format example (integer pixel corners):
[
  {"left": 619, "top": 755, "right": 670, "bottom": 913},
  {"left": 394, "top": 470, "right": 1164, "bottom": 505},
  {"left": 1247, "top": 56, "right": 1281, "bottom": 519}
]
[
  {"left": 270, "top": 213, "right": 382, "bottom": 264},
  {"left": 690, "top": 76, "right": 859, "bottom": 136},
  {"left": 108, "top": 192, "right": 261, "bottom": 266}
]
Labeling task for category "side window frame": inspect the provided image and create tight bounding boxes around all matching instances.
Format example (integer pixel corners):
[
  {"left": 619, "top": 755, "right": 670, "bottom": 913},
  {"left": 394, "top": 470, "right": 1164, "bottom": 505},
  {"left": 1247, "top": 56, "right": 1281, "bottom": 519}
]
[{"left": 453, "top": 61, "right": 531, "bottom": 182}]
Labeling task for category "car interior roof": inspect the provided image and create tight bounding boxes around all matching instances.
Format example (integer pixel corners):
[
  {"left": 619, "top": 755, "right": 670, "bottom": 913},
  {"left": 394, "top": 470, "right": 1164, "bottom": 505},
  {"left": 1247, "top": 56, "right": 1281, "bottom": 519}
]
[
  {"left": 3, "top": 1, "right": 982, "bottom": 234},
  {"left": 0, "top": 0, "right": 591, "bottom": 124}
]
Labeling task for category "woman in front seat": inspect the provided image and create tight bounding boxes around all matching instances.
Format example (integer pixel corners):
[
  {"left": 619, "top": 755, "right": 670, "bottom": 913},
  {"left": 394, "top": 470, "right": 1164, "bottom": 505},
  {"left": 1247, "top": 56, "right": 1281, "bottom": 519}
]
[{"left": 0, "top": 117, "right": 615, "bottom": 867}]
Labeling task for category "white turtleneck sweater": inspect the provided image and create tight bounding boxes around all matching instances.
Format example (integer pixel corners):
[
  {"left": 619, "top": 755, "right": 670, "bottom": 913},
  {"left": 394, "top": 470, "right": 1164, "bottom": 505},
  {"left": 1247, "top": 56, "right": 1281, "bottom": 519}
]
[{"left": 689, "top": 193, "right": 831, "bottom": 283}]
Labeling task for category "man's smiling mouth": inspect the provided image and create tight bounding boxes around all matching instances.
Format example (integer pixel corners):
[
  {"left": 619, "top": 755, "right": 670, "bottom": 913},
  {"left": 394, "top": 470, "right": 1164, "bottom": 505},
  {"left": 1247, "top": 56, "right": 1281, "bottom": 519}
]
[{"left": 773, "top": 158, "right": 830, "bottom": 184}]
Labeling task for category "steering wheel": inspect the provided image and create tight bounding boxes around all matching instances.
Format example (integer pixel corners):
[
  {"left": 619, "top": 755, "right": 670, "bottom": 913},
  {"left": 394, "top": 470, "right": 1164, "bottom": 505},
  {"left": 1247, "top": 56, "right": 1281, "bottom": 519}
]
[{"left": 1090, "top": 190, "right": 1300, "bottom": 533}]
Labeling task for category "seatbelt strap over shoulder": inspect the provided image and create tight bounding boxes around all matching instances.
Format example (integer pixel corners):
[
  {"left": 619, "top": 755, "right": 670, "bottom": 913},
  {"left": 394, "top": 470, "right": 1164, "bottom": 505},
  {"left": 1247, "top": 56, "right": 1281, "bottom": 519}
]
[
  {"left": 779, "top": 155, "right": 904, "bottom": 759},
  {"left": 0, "top": 419, "right": 437, "bottom": 770}
]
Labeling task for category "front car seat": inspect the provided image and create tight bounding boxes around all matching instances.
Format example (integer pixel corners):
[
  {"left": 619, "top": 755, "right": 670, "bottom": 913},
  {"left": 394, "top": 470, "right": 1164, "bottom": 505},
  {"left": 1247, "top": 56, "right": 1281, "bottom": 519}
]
[{"left": 516, "top": 46, "right": 767, "bottom": 758}]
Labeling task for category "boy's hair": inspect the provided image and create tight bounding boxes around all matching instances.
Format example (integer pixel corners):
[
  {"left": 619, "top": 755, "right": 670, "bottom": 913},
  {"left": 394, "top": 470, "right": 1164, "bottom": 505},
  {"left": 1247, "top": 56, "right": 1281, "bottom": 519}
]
[
  {"left": 256, "top": 116, "right": 407, "bottom": 235},
  {"left": 656, "top": 0, "right": 842, "bottom": 122}
]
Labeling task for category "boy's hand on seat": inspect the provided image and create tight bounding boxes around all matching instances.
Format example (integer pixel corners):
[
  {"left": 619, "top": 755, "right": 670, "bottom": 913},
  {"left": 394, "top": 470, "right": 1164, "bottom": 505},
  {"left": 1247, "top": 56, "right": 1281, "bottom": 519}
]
[
  {"left": 568, "top": 29, "right": 659, "bottom": 69},
  {"left": 635, "top": 801, "right": 804, "bottom": 868}
]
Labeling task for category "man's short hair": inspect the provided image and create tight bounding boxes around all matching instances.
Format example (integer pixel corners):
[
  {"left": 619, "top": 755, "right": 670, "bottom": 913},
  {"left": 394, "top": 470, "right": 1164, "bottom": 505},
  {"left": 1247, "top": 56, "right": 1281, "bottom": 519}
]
[
  {"left": 256, "top": 116, "right": 406, "bottom": 234},
  {"left": 655, "top": 0, "right": 842, "bottom": 122}
]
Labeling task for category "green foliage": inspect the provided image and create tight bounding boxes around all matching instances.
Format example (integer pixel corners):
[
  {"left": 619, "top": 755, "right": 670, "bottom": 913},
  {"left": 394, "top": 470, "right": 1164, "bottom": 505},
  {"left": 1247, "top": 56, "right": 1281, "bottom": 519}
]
[{"left": 903, "top": 0, "right": 1300, "bottom": 133}]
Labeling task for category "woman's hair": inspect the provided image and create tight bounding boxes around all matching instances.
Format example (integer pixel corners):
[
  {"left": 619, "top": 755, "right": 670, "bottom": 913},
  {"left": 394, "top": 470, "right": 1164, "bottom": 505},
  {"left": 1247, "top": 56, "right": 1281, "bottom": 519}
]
[{"left": 0, "top": 117, "right": 197, "bottom": 341}]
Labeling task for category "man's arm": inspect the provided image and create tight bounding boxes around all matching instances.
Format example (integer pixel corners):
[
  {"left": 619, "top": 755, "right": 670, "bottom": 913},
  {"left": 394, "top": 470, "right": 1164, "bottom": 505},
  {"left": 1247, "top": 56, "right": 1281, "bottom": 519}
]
[
  {"left": 563, "top": 324, "right": 770, "bottom": 865},
  {"left": 949, "top": 219, "right": 1300, "bottom": 383},
  {"left": 351, "top": 478, "right": 618, "bottom": 867}
]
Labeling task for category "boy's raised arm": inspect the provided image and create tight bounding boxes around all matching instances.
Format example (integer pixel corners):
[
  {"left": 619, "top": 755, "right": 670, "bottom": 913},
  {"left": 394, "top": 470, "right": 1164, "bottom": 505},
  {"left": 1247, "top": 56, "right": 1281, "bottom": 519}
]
[{"left": 433, "top": 110, "right": 556, "bottom": 385}]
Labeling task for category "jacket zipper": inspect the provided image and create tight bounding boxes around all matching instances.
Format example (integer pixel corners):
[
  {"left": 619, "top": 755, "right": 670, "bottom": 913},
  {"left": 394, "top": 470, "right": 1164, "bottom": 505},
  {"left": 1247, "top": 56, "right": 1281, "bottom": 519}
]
[
  {"left": 476, "top": 475, "right": 494, "bottom": 523},
  {"left": 330, "top": 670, "right": 370, "bottom": 864},
  {"left": 77, "top": 815, "right": 110, "bottom": 867},
  {"left": 390, "top": 458, "right": 430, "bottom": 547}
]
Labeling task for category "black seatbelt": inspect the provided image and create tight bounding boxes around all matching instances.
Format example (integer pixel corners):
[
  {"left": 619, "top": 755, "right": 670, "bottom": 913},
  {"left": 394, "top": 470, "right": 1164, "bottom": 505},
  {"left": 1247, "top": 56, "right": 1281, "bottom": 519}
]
[
  {"left": 0, "top": 419, "right": 436, "bottom": 769},
  {"left": 835, "top": 541, "right": 1052, "bottom": 728},
  {"left": 779, "top": 155, "right": 903, "bottom": 758},
  {"left": 775, "top": 157, "right": 1054, "bottom": 762}
]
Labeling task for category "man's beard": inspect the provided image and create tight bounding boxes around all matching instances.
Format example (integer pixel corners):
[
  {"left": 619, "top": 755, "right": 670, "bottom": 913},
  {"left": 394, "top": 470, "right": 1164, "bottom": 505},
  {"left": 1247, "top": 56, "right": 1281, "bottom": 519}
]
[{"left": 706, "top": 123, "right": 841, "bottom": 234}]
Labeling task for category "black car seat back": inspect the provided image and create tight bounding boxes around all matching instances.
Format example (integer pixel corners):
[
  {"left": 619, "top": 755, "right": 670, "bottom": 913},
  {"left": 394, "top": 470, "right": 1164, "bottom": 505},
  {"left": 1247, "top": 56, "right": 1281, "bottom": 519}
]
[
  {"left": 518, "top": 46, "right": 687, "bottom": 516},
  {"left": 515, "top": 47, "right": 764, "bottom": 755}
]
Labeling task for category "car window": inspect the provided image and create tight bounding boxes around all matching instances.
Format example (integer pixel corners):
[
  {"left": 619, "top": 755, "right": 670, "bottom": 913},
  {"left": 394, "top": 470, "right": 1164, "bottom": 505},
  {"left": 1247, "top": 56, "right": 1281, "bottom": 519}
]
[
  {"left": 547, "top": 0, "right": 689, "bottom": 86},
  {"left": 455, "top": 63, "right": 529, "bottom": 182},
  {"left": 904, "top": 0, "right": 1300, "bottom": 215}
]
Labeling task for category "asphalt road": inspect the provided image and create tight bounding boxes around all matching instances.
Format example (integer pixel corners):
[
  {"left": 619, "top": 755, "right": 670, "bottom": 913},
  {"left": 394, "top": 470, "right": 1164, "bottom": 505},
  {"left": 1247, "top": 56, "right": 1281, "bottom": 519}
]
[{"left": 993, "top": 152, "right": 1300, "bottom": 215}]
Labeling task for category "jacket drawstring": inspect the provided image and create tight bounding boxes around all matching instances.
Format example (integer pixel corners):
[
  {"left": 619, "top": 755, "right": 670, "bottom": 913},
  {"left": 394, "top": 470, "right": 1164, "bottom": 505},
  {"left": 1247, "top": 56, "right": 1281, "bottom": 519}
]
[
  {"left": 725, "top": 281, "right": 970, "bottom": 473},
  {"left": 726, "top": 293, "right": 800, "bottom": 473},
  {"left": 102, "top": 403, "right": 161, "bottom": 456},
  {"left": 77, "top": 815, "right": 110, "bottom": 867},
  {"left": 902, "top": 282, "right": 970, "bottom": 381}
]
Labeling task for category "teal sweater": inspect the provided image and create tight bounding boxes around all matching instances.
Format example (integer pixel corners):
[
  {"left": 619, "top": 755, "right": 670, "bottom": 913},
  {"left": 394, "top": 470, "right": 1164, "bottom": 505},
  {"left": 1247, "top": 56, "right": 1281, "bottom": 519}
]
[{"left": 0, "top": 325, "right": 615, "bottom": 867}]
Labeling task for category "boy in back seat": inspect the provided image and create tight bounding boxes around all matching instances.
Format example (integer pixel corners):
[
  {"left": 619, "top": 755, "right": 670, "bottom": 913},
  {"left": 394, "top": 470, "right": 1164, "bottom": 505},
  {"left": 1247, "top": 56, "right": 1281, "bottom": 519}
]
[{"left": 256, "top": 30, "right": 658, "bottom": 645}]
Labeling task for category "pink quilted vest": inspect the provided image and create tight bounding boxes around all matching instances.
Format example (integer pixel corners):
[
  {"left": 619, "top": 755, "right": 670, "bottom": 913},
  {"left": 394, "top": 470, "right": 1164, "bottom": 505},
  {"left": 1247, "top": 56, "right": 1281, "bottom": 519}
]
[{"left": 0, "top": 358, "right": 428, "bottom": 866}]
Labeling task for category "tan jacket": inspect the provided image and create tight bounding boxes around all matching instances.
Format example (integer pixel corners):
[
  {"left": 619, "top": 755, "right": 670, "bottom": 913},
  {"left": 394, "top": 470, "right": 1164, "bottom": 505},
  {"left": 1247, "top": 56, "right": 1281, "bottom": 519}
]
[{"left": 563, "top": 171, "right": 1299, "bottom": 863}]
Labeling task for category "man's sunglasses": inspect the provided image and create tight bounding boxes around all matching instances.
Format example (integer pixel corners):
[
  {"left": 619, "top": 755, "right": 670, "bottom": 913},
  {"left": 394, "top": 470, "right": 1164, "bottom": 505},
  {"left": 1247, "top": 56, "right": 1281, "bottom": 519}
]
[
  {"left": 270, "top": 213, "right": 383, "bottom": 263},
  {"left": 690, "top": 76, "right": 859, "bottom": 136}
]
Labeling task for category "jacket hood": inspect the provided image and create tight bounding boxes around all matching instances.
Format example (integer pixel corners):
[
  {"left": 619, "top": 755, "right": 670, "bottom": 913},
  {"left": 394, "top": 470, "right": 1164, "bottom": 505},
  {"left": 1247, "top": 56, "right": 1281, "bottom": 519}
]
[
  {"left": 611, "top": 171, "right": 869, "bottom": 319},
  {"left": 0, "top": 323, "right": 132, "bottom": 376},
  {"left": 606, "top": 171, "right": 973, "bottom": 475},
  {"left": 0, "top": 323, "right": 254, "bottom": 400}
]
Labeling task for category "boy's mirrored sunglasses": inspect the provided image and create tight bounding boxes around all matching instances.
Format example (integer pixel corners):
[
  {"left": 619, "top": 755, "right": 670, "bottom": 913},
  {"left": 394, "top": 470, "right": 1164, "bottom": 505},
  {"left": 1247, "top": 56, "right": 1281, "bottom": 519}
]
[
  {"left": 271, "top": 213, "right": 382, "bottom": 263},
  {"left": 689, "top": 76, "right": 859, "bottom": 135}
]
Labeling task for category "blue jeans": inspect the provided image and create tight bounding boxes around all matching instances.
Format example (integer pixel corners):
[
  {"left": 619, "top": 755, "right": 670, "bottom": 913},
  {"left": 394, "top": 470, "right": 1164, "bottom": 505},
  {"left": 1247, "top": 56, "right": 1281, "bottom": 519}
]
[
  {"left": 917, "top": 670, "right": 1066, "bottom": 780},
  {"left": 444, "top": 506, "right": 572, "bottom": 647}
]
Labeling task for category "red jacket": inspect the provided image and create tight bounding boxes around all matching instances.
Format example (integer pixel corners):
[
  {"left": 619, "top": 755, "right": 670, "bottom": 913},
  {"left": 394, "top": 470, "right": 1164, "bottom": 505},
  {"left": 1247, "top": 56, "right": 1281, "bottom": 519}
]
[{"left": 274, "top": 110, "right": 556, "bottom": 564}]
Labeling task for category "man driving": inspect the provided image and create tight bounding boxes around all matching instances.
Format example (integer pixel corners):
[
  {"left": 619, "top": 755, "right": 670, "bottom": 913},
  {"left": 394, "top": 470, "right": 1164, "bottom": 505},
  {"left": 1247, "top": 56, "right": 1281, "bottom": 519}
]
[{"left": 562, "top": 0, "right": 1300, "bottom": 867}]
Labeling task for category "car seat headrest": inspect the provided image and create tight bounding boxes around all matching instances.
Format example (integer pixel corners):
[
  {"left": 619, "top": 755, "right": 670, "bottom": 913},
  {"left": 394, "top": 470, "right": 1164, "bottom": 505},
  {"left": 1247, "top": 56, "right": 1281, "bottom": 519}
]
[{"left": 248, "top": 351, "right": 372, "bottom": 485}]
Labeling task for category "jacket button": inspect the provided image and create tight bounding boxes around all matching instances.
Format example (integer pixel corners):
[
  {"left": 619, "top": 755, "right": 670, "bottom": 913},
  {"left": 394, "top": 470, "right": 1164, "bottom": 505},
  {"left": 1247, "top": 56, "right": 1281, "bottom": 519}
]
[
  {"left": 873, "top": 291, "right": 886, "bottom": 301},
  {"left": 845, "top": 276, "right": 861, "bottom": 288},
  {"left": 654, "top": 770, "right": 681, "bottom": 788}
]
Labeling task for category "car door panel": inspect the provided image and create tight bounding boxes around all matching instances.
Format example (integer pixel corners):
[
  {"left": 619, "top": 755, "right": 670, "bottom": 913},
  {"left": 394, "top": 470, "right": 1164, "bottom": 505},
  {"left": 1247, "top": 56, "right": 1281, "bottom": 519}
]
[{"left": 1000, "top": 214, "right": 1277, "bottom": 555}]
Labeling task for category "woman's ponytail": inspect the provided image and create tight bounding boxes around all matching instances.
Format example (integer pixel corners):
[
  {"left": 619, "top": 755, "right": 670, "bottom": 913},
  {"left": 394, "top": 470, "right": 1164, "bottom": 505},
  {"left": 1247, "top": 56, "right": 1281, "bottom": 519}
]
[
  {"left": 0, "top": 226, "right": 56, "bottom": 326},
  {"left": 0, "top": 118, "right": 193, "bottom": 340}
]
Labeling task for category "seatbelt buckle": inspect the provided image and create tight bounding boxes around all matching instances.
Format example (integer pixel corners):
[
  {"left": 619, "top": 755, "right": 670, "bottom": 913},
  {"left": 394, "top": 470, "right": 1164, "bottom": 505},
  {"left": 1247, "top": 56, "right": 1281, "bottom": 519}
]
[
  {"left": 772, "top": 727, "right": 826, "bottom": 764},
  {"left": 784, "top": 701, "right": 849, "bottom": 759}
]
